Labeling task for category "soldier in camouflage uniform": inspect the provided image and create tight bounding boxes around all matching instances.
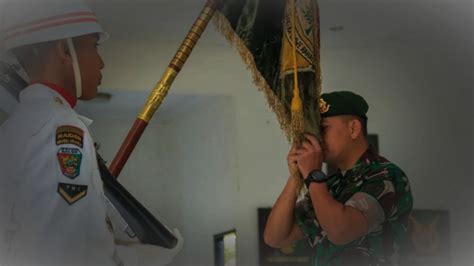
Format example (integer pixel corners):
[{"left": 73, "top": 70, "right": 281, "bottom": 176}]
[{"left": 264, "top": 91, "right": 413, "bottom": 266}]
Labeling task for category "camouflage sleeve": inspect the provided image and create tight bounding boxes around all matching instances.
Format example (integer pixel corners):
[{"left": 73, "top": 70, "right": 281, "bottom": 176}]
[
  {"left": 294, "top": 196, "right": 326, "bottom": 247},
  {"left": 345, "top": 170, "right": 397, "bottom": 233}
]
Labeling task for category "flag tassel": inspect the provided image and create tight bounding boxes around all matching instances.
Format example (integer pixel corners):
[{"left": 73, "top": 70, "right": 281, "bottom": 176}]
[{"left": 289, "top": 0, "right": 306, "bottom": 193}]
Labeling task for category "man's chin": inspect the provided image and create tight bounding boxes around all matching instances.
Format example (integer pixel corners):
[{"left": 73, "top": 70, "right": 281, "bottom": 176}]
[
  {"left": 323, "top": 156, "right": 334, "bottom": 166},
  {"left": 322, "top": 152, "right": 329, "bottom": 162}
]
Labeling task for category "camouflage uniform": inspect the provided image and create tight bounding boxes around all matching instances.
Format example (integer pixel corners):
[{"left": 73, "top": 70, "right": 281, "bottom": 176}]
[{"left": 295, "top": 149, "right": 413, "bottom": 266}]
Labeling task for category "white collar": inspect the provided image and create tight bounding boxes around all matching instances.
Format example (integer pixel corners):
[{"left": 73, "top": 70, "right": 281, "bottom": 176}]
[
  {"left": 20, "top": 83, "right": 72, "bottom": 108},
  {"left": 20, "top": 83, "right": 94, "bottom": 126},
  {"left": 78, "top": 115, "right": 93, "bottom": 127}
]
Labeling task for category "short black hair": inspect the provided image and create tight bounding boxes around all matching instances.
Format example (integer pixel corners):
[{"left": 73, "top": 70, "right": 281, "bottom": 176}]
[
  {"left": 12, "top": 44, "right": 44, "bottom": 75},
  {"left": 10, "top": 40, "right": 58, "bottom": 76},
  {"left": 342, "top": 115, "right": 368, "bottom": 138}
]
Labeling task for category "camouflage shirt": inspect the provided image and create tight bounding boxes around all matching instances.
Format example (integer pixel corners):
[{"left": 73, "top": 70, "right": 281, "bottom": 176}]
[{"left": 295, "top": 149, "right": 413, "bottom": 266}]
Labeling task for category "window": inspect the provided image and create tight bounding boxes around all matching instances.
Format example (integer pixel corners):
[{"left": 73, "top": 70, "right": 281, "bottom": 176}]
[{"left": 214, "top": 229, "right": 237, "bottom": 266}]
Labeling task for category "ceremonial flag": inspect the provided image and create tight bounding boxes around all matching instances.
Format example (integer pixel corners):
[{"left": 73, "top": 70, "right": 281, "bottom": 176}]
[{"left": 214, "top": 0, "right": 322, "bottom": 141}]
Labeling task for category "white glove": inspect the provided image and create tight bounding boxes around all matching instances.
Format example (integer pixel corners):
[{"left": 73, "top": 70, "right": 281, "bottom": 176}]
[{"left": 116, "top": 228, "right": 184, "bottom": 266}]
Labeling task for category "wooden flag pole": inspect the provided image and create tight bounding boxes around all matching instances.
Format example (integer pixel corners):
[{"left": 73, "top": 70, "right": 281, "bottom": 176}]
[{"left": 109, "top": 0, "right": 221, "bottom": 177}]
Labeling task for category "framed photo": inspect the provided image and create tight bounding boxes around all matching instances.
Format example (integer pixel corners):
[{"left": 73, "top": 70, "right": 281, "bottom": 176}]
[{"left": 402, "top": 209, "right": 451, "bottom": 266}]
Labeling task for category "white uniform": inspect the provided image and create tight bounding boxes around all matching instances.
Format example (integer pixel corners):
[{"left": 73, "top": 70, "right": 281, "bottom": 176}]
[{"left": 0, "top": 83, "right": 181, "bottom": 265}]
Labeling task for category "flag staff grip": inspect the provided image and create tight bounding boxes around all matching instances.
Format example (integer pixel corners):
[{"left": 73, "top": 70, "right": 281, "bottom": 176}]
[{"left": 110, "top": 0, "right": 221, "bottom": 177}]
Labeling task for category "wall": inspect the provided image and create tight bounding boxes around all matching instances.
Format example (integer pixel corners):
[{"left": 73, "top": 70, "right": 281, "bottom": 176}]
[
  {"left": 80, "top": 36, "right": 473, "bottom": 266},
  {"left": 1, "top": 9, "right": 472, "bottom": 266},
  {"left": 94, "top": 33, "right": 473, "bottom": 265},
  {"left": 79, "top": 95, "right": 240, "bottom": 266}
]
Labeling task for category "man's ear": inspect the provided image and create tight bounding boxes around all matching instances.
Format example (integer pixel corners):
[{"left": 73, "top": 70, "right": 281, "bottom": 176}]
[
  {"left": 56, "top": 39, "right": 72, "bottom": 65},
  {"left": 350, "top": 119, "right": 362, "bottom": 140}
]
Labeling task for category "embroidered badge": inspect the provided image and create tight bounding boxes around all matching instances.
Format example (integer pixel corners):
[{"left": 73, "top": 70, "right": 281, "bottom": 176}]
[
  {"left": 56, "top": 126, "right": 84, "bottom": 148},
  {"left": 319, "top": 98, "right": 330, "bottom": 114},
  {"left": 57, "top": 147, "right": 82, "bottom": 179},
  {"left": 57, "top": 183, "right": 88, "bottom": 205}
]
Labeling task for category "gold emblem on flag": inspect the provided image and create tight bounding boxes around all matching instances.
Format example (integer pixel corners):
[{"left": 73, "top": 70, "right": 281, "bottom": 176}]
[{"left": 319, "top": 98, "right": 330, "bottom": 114}]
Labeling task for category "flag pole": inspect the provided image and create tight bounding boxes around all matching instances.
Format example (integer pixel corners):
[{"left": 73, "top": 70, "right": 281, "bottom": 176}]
[{"left": 110, "top": 0, "right": 221, "bottom": 178}]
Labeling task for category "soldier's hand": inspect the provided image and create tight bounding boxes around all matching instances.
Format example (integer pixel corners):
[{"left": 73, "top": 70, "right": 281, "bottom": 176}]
[{"left": 295, "top": 134, "right": 323, "bottom": 178}]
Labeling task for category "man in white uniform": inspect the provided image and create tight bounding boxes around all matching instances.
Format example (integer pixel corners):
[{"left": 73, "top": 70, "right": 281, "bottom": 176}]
[{"left": 0, "top": 0, "right": 182, "bottom": 265}]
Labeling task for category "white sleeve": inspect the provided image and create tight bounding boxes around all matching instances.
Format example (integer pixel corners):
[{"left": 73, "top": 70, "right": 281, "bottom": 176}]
[{"left": 8, "top": 118, "right": 117, "bottom": 265}]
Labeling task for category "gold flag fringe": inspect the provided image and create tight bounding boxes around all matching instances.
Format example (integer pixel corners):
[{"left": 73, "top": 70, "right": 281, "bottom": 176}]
[
  {"left": 313, "top": 0, "right": 323, "bottom": 140},
  {"left": 291, "top": 110, "right": 305, "bottom": 195},
  {"left": 214, "top": 2, "right": 322, "bottom": 197},
  {"left": 212, "top": 12, "right": 293, "bottom": 141}
]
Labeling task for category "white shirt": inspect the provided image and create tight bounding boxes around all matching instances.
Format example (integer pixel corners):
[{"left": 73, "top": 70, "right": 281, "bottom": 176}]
[{"left": 0, "top": 84, "right": 182, "bottom": 266}]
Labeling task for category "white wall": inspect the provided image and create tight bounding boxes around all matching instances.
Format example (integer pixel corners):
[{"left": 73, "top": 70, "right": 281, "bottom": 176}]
[
  {"left": 1, "top": 6, "right": 470, "bottom": 265},
  {"left": 2, "top": 37, "right": 472, "bottom": 265},
  {"left": 79, "top": 95, "right": 240, "bottom": 266},
  {"left": 90, "top": 32, "right": 473, "bottom": 265}
]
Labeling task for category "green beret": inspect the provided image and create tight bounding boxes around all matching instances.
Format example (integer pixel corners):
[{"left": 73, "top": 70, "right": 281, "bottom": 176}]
[{"left": 319, "top": 91, "right": 369, "bottom": 119}]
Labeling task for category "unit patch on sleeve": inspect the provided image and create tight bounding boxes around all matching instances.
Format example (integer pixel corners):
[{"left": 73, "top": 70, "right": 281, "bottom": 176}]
[
  {"left": 57, "top": 183, "right": 88, "bottom": 205},
  {"left": 57, "top": 147, "right": 82, "bottom": 179},
  {"left": 56, "top": 126, "right": 84, "bottom": 148}
]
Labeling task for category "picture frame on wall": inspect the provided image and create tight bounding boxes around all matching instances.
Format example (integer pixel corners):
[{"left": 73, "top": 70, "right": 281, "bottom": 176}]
[{"left": 402, "top": 209, "right": 451, "bottom": 266}]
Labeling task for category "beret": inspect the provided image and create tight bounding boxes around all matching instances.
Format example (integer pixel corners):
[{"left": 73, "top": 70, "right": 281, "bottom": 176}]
[{"left": 319, "top": 91, "right": 369, "bottom": 119}]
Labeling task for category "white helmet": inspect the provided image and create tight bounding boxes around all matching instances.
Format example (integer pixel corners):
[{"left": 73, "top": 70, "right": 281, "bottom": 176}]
[{"left": 0, "top": 0, "right": 109, "bottom": 98}]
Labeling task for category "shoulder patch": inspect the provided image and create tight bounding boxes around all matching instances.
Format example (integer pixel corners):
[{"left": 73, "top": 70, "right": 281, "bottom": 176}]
[
  {"left": 57, "top": 147, "right": 82, "bottom": 179},
  {"left": 57, "top": 183, "right": 88, "bottom": 205},
  {"left": 56, "top": 126, "right": 84, "bottom": 148}
]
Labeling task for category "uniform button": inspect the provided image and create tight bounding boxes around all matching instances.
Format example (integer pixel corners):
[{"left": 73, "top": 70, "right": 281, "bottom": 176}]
[{"left": 54, "top": 97, "right": 63, "bottom": 105}]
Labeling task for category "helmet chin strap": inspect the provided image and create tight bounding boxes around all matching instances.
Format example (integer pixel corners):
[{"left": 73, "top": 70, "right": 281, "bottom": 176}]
[{"left": 66, "top": 38, "right": 82, "bottom": 99}]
